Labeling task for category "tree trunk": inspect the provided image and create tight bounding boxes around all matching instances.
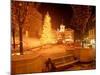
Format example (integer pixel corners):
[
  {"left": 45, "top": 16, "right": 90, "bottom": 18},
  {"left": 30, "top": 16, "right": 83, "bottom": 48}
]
[
  {"left": 19, "top": 23, "right": 23, "bottom": 55},
  {"left": 12, "top": 26, "right": 16, "bottom": 50},
  {"left": 18, "top": 2, "right": 27, "bottom": 55}
]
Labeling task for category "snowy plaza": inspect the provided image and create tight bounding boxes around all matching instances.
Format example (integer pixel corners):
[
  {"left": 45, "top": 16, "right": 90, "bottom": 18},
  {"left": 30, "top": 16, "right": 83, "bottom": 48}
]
[{"left": 11, "top": 1, "right": 96, "bottom": 74}]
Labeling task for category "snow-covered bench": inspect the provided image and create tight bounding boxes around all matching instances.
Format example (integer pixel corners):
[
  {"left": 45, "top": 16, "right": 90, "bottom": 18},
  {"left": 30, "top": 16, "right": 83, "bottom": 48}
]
[{"left": 45, "top": 54, "right": 79, "bottom": 71}]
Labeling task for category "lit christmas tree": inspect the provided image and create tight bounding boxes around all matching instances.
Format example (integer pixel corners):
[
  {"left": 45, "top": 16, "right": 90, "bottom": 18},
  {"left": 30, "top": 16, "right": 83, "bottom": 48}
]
[{"left": 40, "top": 12, "right": 55, "bottom": 44}]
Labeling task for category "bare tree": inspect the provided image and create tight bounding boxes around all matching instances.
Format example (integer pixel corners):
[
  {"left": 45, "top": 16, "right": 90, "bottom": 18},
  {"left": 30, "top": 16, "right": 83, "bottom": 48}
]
[
  {"left": 18, "top": 2, "right": 27, "bottom": 55},
  {"left": 12, "top": 1, "right": 27, "bottom": 55},
  {"left": 11, "top": 1, "right": 18, "bottom": 50}
]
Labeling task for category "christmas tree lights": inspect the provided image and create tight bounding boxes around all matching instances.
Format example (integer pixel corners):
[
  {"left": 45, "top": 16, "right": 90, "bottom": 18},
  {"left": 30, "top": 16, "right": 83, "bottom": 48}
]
[{"left": 40, "top": 12, "right": 55, "bottom": 44}]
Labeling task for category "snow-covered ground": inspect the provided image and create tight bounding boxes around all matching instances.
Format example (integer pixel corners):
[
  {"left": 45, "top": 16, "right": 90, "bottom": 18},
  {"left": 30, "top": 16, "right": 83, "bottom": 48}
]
[
  {"left": 12, "top": 36, "right": 41, "bottom": 50},
  {"left": 12, "top": 40, "right": 95, "bottom": 74},
  {"left": 12, "top": 44, "right": 69, "bottom": 73}
]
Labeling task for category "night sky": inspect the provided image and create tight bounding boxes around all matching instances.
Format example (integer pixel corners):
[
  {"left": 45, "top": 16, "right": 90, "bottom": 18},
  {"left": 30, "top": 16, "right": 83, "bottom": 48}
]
[
  {"left": 12, "top": 1, "right": 95, "bottom": 31},
  {"left": 38, "top": 3, "right": 73, "bottom": 29},
  {"left": 37, "top": 2, "right": 95, "bottom": 29}
]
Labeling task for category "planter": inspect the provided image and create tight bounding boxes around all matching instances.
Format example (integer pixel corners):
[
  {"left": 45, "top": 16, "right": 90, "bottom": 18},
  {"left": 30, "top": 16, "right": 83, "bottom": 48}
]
[{"left": 79, "top": 48, "right": 95, "bottom": 62}]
